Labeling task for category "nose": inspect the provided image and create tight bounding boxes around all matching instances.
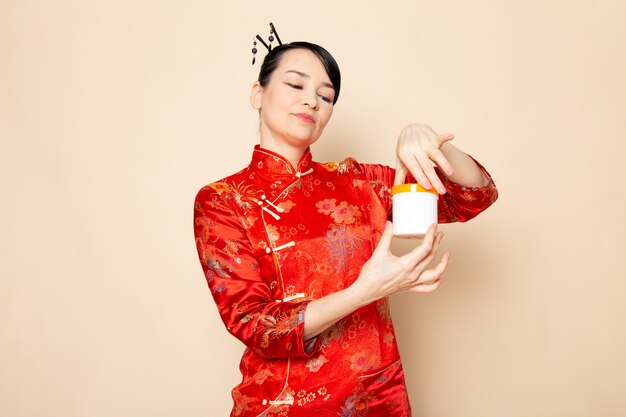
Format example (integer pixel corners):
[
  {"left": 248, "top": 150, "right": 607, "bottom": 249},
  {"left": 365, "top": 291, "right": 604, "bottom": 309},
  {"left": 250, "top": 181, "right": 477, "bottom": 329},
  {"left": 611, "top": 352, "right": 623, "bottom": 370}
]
[{"left": 301, "top": 91, "right": 319, "bottom": 110}]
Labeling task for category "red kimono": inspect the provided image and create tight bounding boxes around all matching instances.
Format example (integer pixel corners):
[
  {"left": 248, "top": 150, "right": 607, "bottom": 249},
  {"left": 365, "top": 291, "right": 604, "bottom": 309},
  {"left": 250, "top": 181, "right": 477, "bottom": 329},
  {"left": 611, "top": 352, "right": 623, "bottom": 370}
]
[{"left": 193, "top": 145, "right": 498, "bottom": 417}]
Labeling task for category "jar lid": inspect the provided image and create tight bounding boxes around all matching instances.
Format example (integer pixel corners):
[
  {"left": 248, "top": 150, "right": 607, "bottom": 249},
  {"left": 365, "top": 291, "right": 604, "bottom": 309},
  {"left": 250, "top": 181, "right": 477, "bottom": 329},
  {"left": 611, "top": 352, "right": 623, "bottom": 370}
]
[{"left": 391, "top": 183, "right": 439, "bottom": 196}]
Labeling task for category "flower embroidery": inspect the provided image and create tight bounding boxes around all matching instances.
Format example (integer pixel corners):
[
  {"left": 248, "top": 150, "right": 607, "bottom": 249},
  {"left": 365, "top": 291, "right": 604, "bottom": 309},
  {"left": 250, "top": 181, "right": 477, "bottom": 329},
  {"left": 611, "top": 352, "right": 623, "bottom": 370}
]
[
  {"left": 232, "top": 389, "right": 254, "bottom": 416},
  {"left": 339, "top": 388, "right": 376, "bottom": 417},
  {"left": 254, "top": 368, "right": 273, "bottom": 384},
  {"left": 353, "top": 179, "right": 366, "bottom": 188},
  {"left": 295, "top": 388, "right": 319, "bottom": 407},
  {"left": 224, "top": 239, "right": 243, "bottom": 261},
  {"left": 325, "top": 225, "right": 367, "bottom": 273},
  {"left": 459, "top": 188, "right": 479, "bottom": 201},
  {"left": 349, "top": 350, "right": 381, "bottom": 372},
  {"left": 209, "top": 181, "right": 231, "bottom": 195},
  {"left": 277, "top": 200, "right": 296, "bottom": 213},
  {"left": 266, "top": 224, "right": 280, "bottom": 244},
  {"left": 316, "top": 199, "right": 361, "bottom": 224},
  {"left": 376, "top": 299, "right": 392, "bottom": 324},
  {"left": 331, "top": 201, "right": 361, "bottom": 225},
  {"left": 315, "top": 198, "right": 337, "bottom": 215},
  {"left": 305, "top": 354, "right": 329, "bottom": 373},
  {"left": 279, "top": 223, "right": 309, "bottom": 240},
  {"left": 312, "top": 262, "right": 334, "bottom": 275},
  {"left": 241, "top": 213, "right": 258, "bottom": 229},
  {"left": 241, "top": 307, "right": 306, "bottom": 349},
  {"left": 194, "top": 146, "right": 497, "bottom": 417},
  {"left": 205, "top": 253, "right": 232, "bottom": 278}
]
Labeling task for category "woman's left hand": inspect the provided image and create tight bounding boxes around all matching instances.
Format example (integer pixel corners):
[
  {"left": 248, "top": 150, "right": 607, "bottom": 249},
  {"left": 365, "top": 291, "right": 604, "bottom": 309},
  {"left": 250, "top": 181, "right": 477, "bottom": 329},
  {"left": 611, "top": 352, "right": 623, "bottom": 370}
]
[{"left": 394, "top": 123, "right": 455, "bottom": 194}]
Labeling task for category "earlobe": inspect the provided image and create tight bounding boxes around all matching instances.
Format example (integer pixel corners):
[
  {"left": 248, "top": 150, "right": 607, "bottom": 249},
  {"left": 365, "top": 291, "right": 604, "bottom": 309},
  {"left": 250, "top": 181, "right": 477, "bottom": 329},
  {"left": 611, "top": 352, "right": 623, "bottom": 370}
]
[{"left": 250, "top": 81, "right": 263, "bottom": 110}]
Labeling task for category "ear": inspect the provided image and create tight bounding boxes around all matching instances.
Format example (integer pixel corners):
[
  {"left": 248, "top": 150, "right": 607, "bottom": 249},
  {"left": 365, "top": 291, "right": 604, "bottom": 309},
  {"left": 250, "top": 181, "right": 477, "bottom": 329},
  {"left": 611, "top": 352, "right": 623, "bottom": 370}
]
[{"left": 250, "top": 81, "right": 263, "bottom": 110}]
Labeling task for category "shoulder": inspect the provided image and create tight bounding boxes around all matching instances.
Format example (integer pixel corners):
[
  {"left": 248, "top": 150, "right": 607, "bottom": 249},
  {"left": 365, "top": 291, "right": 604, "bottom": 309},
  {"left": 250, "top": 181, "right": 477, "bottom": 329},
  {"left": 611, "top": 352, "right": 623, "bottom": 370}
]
[
  {"left": 194, "top": 166, "right": 254, "bottom": 214},
  {"left": 195, "top": 166, "right": 252, "bottom": 199},
  {"left": 317, "top": 157, "right": 365, "bottom": 175},
  {"left": 315, "top": 158, "right": 394, "bottom": 190}
]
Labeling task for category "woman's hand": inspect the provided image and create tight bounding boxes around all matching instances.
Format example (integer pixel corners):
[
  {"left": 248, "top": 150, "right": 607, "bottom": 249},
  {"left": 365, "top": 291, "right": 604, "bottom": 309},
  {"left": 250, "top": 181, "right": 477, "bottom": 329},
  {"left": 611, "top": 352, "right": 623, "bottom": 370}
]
[
  {"left": 303, "top": 222, "right": 448, "bottom": 339},
  {"left": 394, "top": 123, "right": 455, "bottom": 194},
  {"left": 350, "top": 222, "right": 449, "bottom": 307}
]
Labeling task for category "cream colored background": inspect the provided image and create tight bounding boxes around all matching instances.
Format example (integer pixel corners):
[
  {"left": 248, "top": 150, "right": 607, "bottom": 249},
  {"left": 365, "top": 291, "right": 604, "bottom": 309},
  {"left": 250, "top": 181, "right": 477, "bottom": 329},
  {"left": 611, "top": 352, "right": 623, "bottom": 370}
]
[{"left": 1, "top": 0, "right": 625, "bottom": 416}]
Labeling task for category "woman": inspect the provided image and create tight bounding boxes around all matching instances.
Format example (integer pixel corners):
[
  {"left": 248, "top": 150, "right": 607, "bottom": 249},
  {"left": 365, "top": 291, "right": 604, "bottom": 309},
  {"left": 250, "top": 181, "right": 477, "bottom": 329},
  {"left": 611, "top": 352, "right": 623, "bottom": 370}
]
[{"left": 193, "top": 36, "right": 498, "bottom": 417}]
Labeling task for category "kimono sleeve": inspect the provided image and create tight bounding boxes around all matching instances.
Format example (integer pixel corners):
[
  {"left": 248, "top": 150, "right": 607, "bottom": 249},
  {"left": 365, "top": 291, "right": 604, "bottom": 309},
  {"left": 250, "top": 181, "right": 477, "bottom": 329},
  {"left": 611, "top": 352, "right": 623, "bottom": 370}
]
[
  {"left": 193, "top": 185, "right": 321, "bottom": 359},
  {"left": 434, "top": 157, "right": 498, "bottom": 223},
  {"left": 357, "top": 157, "right": 498, "bottom": 223}
]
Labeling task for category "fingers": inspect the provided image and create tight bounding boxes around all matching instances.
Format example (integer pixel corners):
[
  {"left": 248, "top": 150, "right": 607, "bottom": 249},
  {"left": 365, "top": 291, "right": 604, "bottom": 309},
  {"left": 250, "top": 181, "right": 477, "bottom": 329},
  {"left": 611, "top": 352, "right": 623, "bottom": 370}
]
[
  {"left": 412, "top": 230, "right": 444, "bottom": 272},
  {"left": 373, "top": 221, "right": 394, "bottom": 256},
  {"left": 403, "top": 223, "right": 439, "bottom": 266},
  {"left": 393, "top": 158, "right": 408, "bottom": 186},
  {"left": 411, "top": 251, "right": 450, "bottom": 294},
  {"left": 397, "top": 141, "right": 449, "bottom": 194},
  {"left": 416, "top": 251, "right": 450, "bottom": 285},
  {"left": 436, "top": 133, "right": 455, "bottom": 148},
  {"left": 397, "top": 148, "right": 432, "bottom": 190},
  {"left": 414, "top": 151, "right": 446, "bottom": 194},
  {"left": 412, "top": 278, "right": 442, "bottom": 294},
  {"left": 433, "top": 133, "right": 454, "bottom": 177},
  {"left": 429, "top": 148, "right": 454, "bottom": 178},
  {"left": 364, "top": 221, "right": 449, "bottom": 298}
]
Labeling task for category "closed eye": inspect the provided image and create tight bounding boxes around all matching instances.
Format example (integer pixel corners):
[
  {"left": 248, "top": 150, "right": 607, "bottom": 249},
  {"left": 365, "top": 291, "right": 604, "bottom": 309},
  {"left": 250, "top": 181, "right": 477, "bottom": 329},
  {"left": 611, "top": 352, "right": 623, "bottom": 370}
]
[
  {"left": 318, "top": 94, "right": 332, "bottom": 104},
  {"left": 285, "top": 82, "right": 333, "bottom": 104}
]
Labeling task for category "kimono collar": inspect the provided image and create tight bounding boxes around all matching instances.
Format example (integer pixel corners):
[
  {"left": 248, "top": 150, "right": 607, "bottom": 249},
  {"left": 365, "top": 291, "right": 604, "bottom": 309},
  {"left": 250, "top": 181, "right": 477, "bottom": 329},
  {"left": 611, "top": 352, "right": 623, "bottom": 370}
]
[{"left": 250, "top": 145, "right": 314, "bottom": 178}]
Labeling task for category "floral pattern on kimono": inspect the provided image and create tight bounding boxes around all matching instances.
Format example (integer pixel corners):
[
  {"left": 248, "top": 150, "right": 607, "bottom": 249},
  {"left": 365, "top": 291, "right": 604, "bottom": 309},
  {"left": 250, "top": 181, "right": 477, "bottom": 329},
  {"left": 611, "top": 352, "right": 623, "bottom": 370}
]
[{"left": 194, "top": 145, "right": 498, "bottom": 416}]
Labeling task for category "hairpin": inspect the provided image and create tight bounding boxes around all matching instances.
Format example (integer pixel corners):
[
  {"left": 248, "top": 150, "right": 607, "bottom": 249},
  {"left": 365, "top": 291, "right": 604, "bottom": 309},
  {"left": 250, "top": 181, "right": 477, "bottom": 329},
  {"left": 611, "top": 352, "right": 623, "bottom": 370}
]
[{"left": 252, "top": 22, "right": 283, "bottom": 65}]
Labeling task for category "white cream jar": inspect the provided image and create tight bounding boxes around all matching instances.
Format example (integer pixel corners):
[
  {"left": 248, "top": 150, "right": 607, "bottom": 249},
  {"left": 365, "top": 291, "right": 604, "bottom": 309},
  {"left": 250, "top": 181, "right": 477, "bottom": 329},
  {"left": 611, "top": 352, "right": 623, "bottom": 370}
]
[{"left": 391, "top": 183, "right": 439, "bottom": 239}]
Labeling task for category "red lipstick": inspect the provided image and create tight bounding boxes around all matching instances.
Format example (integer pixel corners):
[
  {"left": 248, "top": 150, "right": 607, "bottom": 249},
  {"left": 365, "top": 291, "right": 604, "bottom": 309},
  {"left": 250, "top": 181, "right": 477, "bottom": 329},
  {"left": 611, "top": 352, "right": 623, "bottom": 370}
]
[{"left": 294, "top": 113, "right": 315, "bottom": 124}]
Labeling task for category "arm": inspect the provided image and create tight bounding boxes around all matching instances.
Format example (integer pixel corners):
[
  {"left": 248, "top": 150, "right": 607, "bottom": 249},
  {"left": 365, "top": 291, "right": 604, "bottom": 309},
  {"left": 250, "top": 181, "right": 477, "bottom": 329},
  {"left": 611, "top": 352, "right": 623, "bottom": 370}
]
[
  {"left": 304, "top": 222, "right": 449, "bottom": 340},
  {"left": 196, "top": 184, "right": 447, "bottom": 346},
  {"left": 301, "top": 150, "right": 497, "bottom": 339},
  {"left": 392, "top": 123, "right": 498, "bottom": 222},
  {"left": 360, "top": 157, "right": 497, "bottom": 224},
  {"left": 393, "top": 123, "right": 491, "bottom": 192},
  {"left": 194, "top": 185, "right": 319, "bottom": 358}
]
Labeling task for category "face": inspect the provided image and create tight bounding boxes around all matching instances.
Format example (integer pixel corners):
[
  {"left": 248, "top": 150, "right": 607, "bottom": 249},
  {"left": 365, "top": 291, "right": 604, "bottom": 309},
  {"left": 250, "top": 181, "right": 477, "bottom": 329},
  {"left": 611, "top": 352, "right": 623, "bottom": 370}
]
[{"left": 250, "top": 48, "right": 336, "bottom": 153}]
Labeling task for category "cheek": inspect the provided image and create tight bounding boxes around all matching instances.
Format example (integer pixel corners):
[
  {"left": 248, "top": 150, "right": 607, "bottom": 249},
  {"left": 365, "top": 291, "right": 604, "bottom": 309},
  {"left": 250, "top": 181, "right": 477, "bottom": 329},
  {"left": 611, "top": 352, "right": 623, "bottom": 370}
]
[
  {"left": 319, "top": 107, "right": 333, "bottom": 127},
  {"left": 263, "top": 87, "right": 284, "bottom": 106}
]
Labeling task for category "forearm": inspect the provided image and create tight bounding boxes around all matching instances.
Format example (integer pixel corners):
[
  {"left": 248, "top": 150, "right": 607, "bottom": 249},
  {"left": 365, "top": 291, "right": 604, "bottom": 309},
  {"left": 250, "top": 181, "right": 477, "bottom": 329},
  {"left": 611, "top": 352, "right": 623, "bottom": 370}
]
[
  {"left": 304, "top": 222, "right": 448, "bottom": 340},
  {"left": 440, "top": 142, "right": 490, "bottom": 187},
  {"left": 303, "top": 284, "right": 367, "bottom": 340}
]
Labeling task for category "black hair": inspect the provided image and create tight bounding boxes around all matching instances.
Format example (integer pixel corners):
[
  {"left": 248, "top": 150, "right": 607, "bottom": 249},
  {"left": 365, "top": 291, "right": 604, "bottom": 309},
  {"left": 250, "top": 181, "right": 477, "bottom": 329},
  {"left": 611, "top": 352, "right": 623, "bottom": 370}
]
[{"left": 257, "top": 41, "right": 341, "bottom": 105}]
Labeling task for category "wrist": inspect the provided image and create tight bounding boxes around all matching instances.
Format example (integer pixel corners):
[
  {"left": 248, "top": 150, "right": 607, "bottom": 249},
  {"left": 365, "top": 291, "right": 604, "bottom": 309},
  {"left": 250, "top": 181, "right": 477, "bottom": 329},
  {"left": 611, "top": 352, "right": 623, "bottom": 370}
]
[{"left": 345, "top": 278, "right": 375, "bottom": 310}]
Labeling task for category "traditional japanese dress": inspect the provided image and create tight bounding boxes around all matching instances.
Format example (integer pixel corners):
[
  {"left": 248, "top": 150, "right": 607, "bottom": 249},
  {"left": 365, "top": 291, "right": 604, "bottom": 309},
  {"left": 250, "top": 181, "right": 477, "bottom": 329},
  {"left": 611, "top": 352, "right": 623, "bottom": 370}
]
[{"left": 193, "top": 145, "right": 498, "bottom": 417}]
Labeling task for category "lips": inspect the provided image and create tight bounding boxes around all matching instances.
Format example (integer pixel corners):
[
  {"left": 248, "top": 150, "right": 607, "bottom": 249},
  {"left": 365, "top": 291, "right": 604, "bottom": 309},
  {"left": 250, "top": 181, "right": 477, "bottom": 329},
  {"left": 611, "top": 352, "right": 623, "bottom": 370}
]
[{"left": 294, "top": 113, "right": 315, "bottom": 124}]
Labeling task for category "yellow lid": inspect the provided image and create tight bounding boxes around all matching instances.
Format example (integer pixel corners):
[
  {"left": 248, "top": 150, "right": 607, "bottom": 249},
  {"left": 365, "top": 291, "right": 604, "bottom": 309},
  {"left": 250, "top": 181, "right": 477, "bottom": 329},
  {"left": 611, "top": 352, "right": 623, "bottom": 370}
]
[{"left": 391, "top": 183, "right": 439, "bottom": 196}]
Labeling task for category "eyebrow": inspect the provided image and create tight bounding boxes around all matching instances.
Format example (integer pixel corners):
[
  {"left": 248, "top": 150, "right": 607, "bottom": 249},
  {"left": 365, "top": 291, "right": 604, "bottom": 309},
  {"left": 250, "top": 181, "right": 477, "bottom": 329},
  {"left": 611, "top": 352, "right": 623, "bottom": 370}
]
[{"left": 285, "top": 70, "right": 335, "bottom": 90}]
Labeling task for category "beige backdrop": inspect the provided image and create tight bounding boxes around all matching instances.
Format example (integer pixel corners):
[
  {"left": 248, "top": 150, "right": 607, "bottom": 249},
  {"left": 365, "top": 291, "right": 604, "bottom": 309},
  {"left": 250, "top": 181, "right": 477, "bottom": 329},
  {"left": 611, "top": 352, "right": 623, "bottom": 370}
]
[{"left": 2, "top": 0, "right": 625, "bottom": 416}]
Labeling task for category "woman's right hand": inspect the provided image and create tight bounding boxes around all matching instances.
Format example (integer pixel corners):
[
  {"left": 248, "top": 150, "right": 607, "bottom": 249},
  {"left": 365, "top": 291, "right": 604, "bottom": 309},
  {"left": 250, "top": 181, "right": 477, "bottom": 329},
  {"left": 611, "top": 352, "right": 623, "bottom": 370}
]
[{"left": 350, "top": 221, "right": 449, "bottom": 307}]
